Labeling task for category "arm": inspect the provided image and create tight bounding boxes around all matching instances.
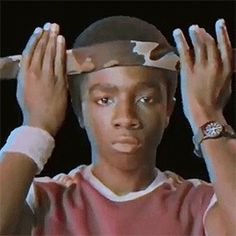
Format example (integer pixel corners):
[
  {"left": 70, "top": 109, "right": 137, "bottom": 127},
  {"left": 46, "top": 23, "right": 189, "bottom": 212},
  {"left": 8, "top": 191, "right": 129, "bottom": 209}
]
[
  {"left": 173, "top": 19, "right": 236, "bottom": 235},
  {"left": 0, "top": 23, "right": 68, "bottom": 234},
  {"left": 0, "top": 153, "right": 37, "bottom": 234}
]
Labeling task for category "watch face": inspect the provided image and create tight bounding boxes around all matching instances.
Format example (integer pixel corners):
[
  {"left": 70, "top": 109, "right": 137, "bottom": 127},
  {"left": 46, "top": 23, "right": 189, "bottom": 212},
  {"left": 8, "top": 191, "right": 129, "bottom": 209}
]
[{"left": 203, "top": 122, "right": 223, "bottom": 137}]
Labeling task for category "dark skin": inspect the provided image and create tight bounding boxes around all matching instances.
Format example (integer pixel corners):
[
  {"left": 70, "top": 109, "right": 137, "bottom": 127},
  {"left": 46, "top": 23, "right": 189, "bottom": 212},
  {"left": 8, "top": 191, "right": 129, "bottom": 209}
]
[
  {"left": 78, "top": 66, "right": 175, "bottom": 195},
  {"left": 0, "top": 20, "right": 235, "bottom": 234}
]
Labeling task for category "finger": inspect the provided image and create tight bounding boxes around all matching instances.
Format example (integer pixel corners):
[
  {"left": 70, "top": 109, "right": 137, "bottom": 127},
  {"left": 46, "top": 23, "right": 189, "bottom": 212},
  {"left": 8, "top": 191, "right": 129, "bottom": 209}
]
[
  {"left": 42, "top": 23, "right": 60, "bottom": 78},
  {"left": 189, "top": 25, "right": 207, "bottom": 65},
  {"left": 215, "top": 19, "right": 233, "bottom": 73},
  {"left": 55, "top": 35, "right": 67, "bottom": 87},
  {"left": 216, "top": 19, "right": 232, "bottom": 48},
  {"left": 173, "top": 28, "right": 193, "bottom": 69},
  {"left": 30, "top": 22, "right": 51, "bottom": 70},
  {"left": 201, "top": 29, "right": 221, "bottom": 69},
  {"left": 21, "top": 27, "right": 43, "bottom": 69}
]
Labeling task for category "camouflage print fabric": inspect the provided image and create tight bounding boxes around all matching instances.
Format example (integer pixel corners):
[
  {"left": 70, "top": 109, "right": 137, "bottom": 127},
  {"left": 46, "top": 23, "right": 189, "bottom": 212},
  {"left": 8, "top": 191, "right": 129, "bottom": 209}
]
[
  {"left": 1, "top": 15, "right": 236, "bottom": 80},
  {"left": 67, "top": 40, "right": 180, "bottom": 75},
  {"left": 0, "top": 40, "right": 179, "bottom": 80}
]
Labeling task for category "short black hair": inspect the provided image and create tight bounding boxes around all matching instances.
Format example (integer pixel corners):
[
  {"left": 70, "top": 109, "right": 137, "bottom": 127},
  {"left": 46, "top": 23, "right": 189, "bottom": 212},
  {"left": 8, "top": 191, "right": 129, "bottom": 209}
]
[{"left": 73, "top": 16, "right": 172, "bottom": 48}]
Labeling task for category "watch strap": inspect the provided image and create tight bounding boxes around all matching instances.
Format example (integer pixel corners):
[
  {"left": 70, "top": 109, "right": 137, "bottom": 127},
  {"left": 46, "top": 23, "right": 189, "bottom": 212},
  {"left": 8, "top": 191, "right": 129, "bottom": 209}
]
[{"left": 193, "top": 122, "right": 236, "bottom": 158}]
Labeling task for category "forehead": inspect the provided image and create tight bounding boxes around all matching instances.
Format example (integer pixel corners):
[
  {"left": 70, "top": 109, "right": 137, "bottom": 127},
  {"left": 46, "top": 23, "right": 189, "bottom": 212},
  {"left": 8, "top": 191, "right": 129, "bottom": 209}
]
[{"left": 84, "top": 66, "right": 168, "bottom": 90}]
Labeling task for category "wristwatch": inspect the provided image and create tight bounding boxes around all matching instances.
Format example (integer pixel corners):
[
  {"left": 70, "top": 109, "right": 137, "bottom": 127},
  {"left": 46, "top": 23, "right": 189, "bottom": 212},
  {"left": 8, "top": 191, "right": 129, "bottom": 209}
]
[{"left": 193, "top": 121, "right": 236, "bottom": 158}]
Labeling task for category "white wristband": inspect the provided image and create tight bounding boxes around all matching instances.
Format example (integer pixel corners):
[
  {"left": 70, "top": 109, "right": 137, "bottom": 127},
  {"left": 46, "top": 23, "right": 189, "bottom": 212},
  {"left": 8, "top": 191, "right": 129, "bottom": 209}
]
[{"left": 0, "top": 126, "right": 55, "bottom": 174}]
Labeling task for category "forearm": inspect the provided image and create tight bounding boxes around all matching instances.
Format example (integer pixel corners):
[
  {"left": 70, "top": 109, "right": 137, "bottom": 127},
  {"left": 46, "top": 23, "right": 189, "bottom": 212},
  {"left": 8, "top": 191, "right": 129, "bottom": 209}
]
[
  {"left": 174, "top": 18, "right": 235, "bottom": 234},
  {"left": 202, "top": 137, "right": 236, "bottom": 196},
  {"left": 0, "top": 22, "right": 66, "bottom": 234},
  {"left": 193, "top": 111, "right": 236, "bottom": 220},
  {"left": 202, "top": 135, "right": 236, "bottom": 236},
  {"left": 0, "top": 152, "right": 37, "bottom": 234}
]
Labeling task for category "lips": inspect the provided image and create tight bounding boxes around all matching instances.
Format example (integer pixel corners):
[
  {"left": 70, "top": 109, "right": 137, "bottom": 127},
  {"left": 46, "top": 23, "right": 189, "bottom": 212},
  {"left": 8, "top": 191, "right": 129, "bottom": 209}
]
[{"left": 112, "top": 136, "right": 141, "bottom": 154}]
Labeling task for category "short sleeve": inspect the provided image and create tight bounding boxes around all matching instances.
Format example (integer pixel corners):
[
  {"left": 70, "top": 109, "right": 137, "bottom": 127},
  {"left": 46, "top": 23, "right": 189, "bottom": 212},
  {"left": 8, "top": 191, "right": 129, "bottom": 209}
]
[{"left": 203, "top": 193, "right": 217, "bottom": 236}]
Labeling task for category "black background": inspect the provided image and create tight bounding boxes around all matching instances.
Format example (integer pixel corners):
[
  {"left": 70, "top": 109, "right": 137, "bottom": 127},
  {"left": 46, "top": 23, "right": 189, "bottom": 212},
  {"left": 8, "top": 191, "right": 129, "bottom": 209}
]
[{"left": 1, "top": 1, "right": 235, "bottom": 180}]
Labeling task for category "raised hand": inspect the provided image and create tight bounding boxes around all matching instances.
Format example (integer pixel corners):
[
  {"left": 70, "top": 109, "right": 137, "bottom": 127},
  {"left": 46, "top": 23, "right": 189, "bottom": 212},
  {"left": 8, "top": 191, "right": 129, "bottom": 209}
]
[
  {"left": 17, "top": 23, "right": 68, "bottom": 136},
  {"left": 173, "top": 19, "right": 233, "bottom": 132}
]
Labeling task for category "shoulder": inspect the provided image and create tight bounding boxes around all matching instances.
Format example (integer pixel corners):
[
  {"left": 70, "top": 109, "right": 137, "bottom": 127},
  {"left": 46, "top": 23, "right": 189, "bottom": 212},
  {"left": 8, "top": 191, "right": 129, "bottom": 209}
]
[
  {"left": 26, "top": 165, "right": 88, "bottom": 211},
  {"left": 162, "top": 170, "right": 214, "bottom": 213},
  {"left": 160, "top": 170, "right": 216, "bottom": 235},
  {"left": 163, "top": 170, "right": 213, "bottom": 190},
  {"left": 34, "top": 164, "right": 87, "bottom": 186}
]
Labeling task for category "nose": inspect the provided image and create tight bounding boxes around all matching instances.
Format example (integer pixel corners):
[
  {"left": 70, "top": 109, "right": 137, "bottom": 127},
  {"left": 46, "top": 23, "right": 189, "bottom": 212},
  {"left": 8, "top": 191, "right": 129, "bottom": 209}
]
[{"left": 112, "top": 101, "right": 142, "bottom": 130}]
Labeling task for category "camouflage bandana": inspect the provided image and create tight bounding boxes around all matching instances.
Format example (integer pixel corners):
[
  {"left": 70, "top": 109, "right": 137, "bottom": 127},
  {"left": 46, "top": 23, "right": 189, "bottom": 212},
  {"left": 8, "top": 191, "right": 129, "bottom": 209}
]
[
  {"left": 67, "top": 40, "right": 180, "bottom": 76},
  {"left": 0, "top": 40, "right": 179, "bottom": 80}
]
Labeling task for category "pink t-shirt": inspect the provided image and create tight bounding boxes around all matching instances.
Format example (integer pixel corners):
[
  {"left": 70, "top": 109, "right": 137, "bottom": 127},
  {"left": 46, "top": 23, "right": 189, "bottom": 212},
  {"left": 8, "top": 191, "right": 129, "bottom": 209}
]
[{"left": 26, "top": 165, "right": 215, "bottom": 235}]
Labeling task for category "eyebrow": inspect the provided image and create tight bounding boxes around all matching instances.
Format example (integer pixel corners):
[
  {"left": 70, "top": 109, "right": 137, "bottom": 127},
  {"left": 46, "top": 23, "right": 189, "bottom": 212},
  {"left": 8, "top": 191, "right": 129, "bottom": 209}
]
[
  {"left": 135, "top": 81, "right": 161, "bottom": 90},
  {"left": 88, "top": 80, "right": 162, "bottom": 94},
  {"left": 89, "top": 83, "right": 118, "bottom": 94}
]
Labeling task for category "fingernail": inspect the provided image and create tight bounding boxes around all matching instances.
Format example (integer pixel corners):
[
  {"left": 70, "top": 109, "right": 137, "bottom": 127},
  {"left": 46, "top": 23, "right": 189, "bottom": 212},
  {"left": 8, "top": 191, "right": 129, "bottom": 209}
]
[
  {"left": 43, "top": 22, "right": 51, "bottom": 31},
  {"left": 51, "top": 23, "right": 59, "bottom": 33},
  {"left": 57, "top": 35, "right": 64, "bottom": 43},
  {"left": 189, "top": 25, "right": 199, "bottom": 32},
  {"left": 217, "top": 18, "right": 225, "bottom": 27},
  {"left": 173, "top": 28, "right": 182, "bottom": 37},
  {"left": 34, "top": 27, "right": 42, "bottom": 34}
]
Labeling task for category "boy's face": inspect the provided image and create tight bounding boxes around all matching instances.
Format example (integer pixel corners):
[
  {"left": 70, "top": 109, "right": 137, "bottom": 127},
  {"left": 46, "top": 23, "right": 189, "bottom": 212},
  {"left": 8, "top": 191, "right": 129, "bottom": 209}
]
[{"left": 79, "top": 66, "right": 175, "bottom": 169}]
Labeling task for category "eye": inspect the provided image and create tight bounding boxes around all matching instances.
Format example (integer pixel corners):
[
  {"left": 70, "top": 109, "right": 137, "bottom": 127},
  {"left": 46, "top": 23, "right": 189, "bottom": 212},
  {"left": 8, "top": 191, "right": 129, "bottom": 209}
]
[
  {"left": 138, "top": 96, "right": 154, "bottom": 104},
  {"left": 96, "top": 97, "right": 113, "bottom": 106}
]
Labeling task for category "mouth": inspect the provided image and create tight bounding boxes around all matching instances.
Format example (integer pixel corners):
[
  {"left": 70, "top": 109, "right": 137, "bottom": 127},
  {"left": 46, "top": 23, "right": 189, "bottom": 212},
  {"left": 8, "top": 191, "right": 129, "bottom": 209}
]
[{"left": 112, "top": 136, "right": 142, "bottom": 154}]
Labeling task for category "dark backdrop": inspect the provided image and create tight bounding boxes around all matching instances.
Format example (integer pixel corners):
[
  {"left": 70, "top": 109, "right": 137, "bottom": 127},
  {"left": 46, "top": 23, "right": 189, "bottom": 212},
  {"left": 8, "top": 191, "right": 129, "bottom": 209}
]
[{"left": 1, "top": 1, "right": 235, "bottom": 180}]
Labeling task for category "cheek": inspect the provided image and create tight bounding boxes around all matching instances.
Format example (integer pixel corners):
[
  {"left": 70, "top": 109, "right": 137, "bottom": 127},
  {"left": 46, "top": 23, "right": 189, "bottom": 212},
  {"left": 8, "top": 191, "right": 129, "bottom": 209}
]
[
  {"left": 140, "top": 104, "right": 167, "bottom": 143},
  {"left": 82, "top": 103, "right": 111, "bottom": 140},
  {"left": 140, "top": 103, "right": 167, "bottom": 127}
]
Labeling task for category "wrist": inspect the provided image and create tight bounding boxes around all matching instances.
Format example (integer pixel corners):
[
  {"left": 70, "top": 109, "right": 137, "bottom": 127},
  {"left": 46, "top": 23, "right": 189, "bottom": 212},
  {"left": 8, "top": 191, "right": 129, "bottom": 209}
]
[
  {"left": 23, "top": 118, "right": 58, "bottom": 137},
  {"left": 192, "top": 121, "right": 236, "bottom": 158},
  {"left": 187, "top": 108, "right": 226, "bottom": 133},
  {"left": 0, "top": 126, "right": 55, "bottom": 174}
]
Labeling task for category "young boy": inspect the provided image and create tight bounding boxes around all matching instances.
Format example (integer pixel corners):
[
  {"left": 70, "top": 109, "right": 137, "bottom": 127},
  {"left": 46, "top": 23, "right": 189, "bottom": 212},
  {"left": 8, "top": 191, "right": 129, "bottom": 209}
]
[{"left": 0, "top": 16, "right": 235, "bottom": 235}]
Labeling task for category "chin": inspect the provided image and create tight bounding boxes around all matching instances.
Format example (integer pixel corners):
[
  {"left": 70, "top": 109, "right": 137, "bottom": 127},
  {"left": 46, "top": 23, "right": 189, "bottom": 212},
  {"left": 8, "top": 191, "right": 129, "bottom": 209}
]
[{"left": 106, "top": 149, "right": 152, "bottom": 171}]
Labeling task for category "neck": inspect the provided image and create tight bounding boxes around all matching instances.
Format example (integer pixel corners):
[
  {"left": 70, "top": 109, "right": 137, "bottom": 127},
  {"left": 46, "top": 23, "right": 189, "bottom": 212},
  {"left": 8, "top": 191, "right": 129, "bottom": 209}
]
[{"left": 91, "top": 158, "right": 157, "bottom": 196}]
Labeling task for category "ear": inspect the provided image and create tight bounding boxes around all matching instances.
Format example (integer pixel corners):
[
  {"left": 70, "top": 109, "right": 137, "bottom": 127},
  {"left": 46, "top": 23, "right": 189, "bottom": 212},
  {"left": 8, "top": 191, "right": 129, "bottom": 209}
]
[
  {"left": 78, "top": 114, "right": 85, "bottom": 129},
  {"left": 165, "top": 97, "right": 176, "bottom": 128},
  {"left": 75, "top": 103, "right": 85, "bottom": 129}
]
